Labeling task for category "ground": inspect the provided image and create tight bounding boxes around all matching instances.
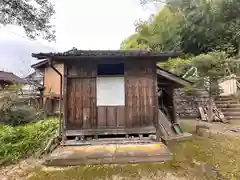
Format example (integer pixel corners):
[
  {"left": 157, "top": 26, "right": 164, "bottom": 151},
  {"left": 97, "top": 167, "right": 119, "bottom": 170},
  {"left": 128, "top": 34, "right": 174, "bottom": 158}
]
[{"left": 1, "top": 120, "right": 240, "bottom": 180}]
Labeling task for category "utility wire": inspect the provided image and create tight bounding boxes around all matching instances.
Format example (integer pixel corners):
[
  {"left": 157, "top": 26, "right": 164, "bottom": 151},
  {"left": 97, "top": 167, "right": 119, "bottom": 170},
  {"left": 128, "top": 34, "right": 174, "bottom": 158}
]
[
  {"left": 1, "top": 0, "right": 57, "bottom": 51},
  {"left": 8, "top": 30, "right": 57, "bottom": 51}
]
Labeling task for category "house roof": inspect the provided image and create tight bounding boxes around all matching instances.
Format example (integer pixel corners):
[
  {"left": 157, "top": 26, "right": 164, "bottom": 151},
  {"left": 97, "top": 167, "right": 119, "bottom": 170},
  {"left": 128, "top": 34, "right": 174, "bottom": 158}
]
[
  {"left": 32, "top": 49, "right": 183, "bottom": 61},
  {"left": 157, "top": 66, "right": 192, "bottom": 87},
  {"left": 31, "top": 60, "right": 48, "bottom": 69},
  {"left": 0, "top": 71, "right": 25, "bottom": 84},
  {"left": 31, "top": 49, "right": 191, "bottom": 87}
]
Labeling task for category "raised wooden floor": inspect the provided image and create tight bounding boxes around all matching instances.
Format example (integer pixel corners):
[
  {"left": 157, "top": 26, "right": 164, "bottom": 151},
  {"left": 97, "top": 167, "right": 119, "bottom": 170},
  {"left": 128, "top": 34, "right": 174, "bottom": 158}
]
[{"left": 65, "top": 126, "right": 156, "bottom": 136}]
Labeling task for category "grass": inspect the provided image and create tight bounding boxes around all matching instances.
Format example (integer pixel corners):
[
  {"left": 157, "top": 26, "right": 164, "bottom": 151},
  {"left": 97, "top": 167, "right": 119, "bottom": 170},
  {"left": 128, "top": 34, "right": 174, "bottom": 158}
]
[
  {"left": 27, "top": 122, "right": 240, "bottom": 180},
  {"left": 0, "top": 118, "right": 58, "bottom": 166}
]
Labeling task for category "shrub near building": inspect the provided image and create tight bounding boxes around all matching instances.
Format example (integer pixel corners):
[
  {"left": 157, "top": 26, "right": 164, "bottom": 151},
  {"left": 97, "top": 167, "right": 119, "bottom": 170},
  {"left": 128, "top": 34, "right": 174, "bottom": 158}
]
[{"left": 0, "top": 119, "right": 58, "bottom": 165}]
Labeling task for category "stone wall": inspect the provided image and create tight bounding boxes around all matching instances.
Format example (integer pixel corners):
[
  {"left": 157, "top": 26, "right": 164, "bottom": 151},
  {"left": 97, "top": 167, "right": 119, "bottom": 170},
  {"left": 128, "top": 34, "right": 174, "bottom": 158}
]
[{"left": 174, "top": 89, "right": 209, "bottom": 118}]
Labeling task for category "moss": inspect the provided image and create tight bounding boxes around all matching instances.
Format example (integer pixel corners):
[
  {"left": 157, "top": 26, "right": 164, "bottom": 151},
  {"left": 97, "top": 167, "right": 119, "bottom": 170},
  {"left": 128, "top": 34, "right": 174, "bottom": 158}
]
[{"left": 27, "top": 121, "right": 240, "bottom": 180}]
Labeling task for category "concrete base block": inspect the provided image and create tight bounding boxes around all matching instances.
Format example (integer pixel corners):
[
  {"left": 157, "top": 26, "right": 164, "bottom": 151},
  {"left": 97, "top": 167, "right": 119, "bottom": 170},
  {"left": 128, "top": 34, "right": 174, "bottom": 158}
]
[{"left": 43, "top": 143, "right": 172, "bottom": 166}]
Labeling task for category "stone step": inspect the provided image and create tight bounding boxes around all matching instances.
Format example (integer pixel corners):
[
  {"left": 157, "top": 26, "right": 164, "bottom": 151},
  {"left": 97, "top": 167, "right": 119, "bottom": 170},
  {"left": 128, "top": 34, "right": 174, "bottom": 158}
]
[
  {"left": 221, "top": 108, "right": 240, "bottom": 112},
  {"left": 224, "top": 116, "right": 240, "bottom": 120},
  {"left": 215, "top": 100, "right": 238, "bottom": 105},
  {"left": 44, "top": 143, "right": 172, "bottom": 166},
  {"left": 217, "top": 104, "right": 240, "bottom": 108},
  {"left": 222, "top": 111, "right": 240, "bottom": 116},
  {"left": 217, "top": 96, "right": 234, "bottom": 101}
]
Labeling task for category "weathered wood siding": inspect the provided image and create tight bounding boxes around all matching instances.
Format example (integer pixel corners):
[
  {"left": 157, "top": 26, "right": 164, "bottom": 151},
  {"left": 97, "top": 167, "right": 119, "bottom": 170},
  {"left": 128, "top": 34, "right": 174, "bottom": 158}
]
[
  {"left": 65, "top": 59, "right": 157, "bottom": 134},
  {"left": 67, "top": 78, "right": 97, "bottom": 130},
  {"left": 66, "top": 61, "right": 97, "bottom": 130},
  {"left": 125, "top": 60, "right": 156, "bottom": 128}
]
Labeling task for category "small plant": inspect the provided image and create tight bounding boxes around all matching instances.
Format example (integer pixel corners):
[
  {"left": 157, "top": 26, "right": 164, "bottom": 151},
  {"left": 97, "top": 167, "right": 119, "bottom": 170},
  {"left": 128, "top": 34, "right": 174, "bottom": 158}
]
[{"left": 0, "top": 118, "right": 58, "bottom": 165}]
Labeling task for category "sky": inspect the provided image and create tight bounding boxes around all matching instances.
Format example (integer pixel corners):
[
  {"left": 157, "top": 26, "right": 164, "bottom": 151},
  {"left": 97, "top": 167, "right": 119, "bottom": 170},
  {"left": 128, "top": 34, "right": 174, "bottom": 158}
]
[{"left": 0, "top": 0, "right": 162, "bottom": 77}]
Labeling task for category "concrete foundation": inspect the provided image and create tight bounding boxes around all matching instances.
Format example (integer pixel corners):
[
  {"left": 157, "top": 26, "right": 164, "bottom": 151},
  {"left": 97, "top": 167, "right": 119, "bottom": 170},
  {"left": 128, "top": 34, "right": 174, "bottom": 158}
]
[{"left": 43, "top": 142, "right": 172, "bottom": 166}]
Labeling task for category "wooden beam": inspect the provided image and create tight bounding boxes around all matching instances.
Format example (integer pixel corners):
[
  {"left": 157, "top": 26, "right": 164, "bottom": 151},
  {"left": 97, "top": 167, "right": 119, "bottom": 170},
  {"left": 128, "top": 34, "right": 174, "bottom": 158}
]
[
  {"left": 157, "top": 68, "right": 191, "bottom": 87},
  {"left": 65, "top": 126, "right": 156, "bottom": 136}
]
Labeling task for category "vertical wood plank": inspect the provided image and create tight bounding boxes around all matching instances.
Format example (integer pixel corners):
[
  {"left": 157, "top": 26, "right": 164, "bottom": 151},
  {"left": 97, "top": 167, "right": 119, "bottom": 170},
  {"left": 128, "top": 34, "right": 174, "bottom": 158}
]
[
  {"left": 127, "top": 78, "right": 133, "bottom": 128},
  {"left": 75, "top": 78, "right": 83, "bottom": 128},
  {"left": 131, "top": 77, "right": 137, "bottom": 127},
  {"left": 62, "top": 64, "right": 68, "bottom": 140},
  {"left": 117, "top": 106, "right": 125, "bottom": 127},
  {"left": 90, "top": 78, "right": 97, "bottom": 128},
  {"left": 97, "top": 107, "right": 107, "bottom": 128},
  {"left": 106, "top": 107, "right": 117, "bottom": 128},
  {"left": 67, "top": 79, "right": 73, "bottom": 126},
  {"left": 143, "top": 78, "right": 148, "bottom": 125}
]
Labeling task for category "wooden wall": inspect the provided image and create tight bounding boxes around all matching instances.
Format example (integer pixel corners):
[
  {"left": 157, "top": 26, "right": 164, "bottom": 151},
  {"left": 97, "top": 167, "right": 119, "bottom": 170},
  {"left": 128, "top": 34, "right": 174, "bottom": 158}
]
[
  {"left": 64, "top": 59, "right": 157, "bottom": 134},
  {"left": 125, "top": 60, "right": 156, "bottom": 128}
]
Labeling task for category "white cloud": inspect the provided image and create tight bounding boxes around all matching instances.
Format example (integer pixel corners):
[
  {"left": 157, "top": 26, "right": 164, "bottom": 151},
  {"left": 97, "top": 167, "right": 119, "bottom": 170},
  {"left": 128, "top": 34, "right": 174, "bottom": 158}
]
[
  {"left": 0, "top": 0, "right": 163, "bottom": 76},
  {"left": 51, "top": 0, "right": 155, "bottom": 50}
]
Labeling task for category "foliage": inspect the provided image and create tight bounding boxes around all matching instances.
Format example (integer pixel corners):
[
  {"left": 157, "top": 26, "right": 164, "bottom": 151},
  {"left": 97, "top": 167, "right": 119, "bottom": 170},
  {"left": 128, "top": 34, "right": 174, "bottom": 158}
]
[
  {"left": 0, "top": 84, "right": 43, "bottom": 126},
  {"left": 0, "top": 118, "right": 58, "bottom": 165},
  {"left": 3, "top": 106, "right": 39, "bottom": 126},
  {"left": 28, "top": 123, "right": 240, "bottom": 180},
  {"left": 0, "top": 0, "right": 55, "bottom": 41},
  {"left": 160, "top": 51, "right": 232, "bottom": 96},
  {"left": 123, "top": 0, "right": 240, "bottom": 56},
  {"left": 158, "top": 57, "right": 192, "bottom": 76},
  {"left": 164, "top": 51, "right": 232, "bottom": 121},
  {"left": 190, "top": 52, "right": 229, "bottom": 95},
  {"left": 120, "top": 33, "right": 149, "bottom": 50}
]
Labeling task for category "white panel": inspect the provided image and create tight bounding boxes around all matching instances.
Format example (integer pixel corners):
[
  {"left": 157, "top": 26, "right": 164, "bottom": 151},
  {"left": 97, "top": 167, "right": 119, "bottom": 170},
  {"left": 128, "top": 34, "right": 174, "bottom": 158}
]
[{"left": 97, "top": 76, "right": 125, "bottom": 106}]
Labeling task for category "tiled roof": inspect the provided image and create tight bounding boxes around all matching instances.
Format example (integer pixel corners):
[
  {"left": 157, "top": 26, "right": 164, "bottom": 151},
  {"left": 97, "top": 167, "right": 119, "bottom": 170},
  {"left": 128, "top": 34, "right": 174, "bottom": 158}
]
[
  {"left": 32, "top": 48, "right": 182, "bottom": 60},
  {"left": 0, "top": 71, "right": 25, "bottom": 84},
  {"left": 31, "top": 60, "right": 48, "bottom": 69}
]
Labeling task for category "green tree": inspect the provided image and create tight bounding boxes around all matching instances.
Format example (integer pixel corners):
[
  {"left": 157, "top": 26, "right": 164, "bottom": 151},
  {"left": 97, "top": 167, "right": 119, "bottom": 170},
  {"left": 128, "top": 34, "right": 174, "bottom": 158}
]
[
  {"left": 0, "top": 0, "right": 55, "bottom": 41},
  {"left": 127, "top": 0, "right": 240, "bottom": 55},
  {"left": 120, "top": 33, "right": 149, "bottom": 50},
  {"left": 137, "top": 7, "right": 182, "bottom": 52},
  {"left": 121, "top": 7, "right": 182, "bottom": 51},
  {"left": 176, "top": 52, "right": 231, "bottom": 121}
]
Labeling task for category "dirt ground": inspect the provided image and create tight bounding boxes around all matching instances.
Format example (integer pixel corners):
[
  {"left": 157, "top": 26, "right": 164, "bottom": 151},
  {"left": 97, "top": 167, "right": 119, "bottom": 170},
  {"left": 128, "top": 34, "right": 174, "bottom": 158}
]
[
  {"left": 0, "top": 158, "right": 43, "bottom": 180},
  {"left": 180, "top": 119, "right": 240, "bottom": 137},
  {"left": 1, "top": 119, "right": 240, "bottom": 180}
]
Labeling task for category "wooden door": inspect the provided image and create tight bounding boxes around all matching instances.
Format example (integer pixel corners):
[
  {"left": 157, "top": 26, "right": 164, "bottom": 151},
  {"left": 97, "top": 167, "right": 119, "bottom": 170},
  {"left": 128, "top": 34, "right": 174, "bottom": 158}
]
[{"left": 66, "top": 78, "right": 97, "bottom": 130}]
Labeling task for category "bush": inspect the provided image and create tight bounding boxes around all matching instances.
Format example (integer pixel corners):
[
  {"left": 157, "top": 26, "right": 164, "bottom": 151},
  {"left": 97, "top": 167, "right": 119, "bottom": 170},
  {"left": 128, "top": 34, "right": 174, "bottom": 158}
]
[
  {"left": 1, "top": 106, "right": 40, "bottom": 126},
  {"left": 0, "top": 85, "right": 44, "bottom": 126},
  {"left": 0, "top": 118, "right": 58, "bottom": 165}
]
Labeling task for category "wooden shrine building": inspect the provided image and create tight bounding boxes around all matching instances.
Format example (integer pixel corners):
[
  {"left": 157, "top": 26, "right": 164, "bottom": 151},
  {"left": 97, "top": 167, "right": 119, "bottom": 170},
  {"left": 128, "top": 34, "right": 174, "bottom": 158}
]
[{"left": 32, "top": 49, "right": 191, "bottom": 143}]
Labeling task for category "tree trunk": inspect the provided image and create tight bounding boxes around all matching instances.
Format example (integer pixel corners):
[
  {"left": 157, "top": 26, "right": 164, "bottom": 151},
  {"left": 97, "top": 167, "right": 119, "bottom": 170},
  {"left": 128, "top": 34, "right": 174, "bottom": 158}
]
[
  {"left": 207, "top": 97, "right": 213, "bottom": 122},
  {"left": 208, "top": 81, "right": 213, "bottom": 122},
  {"left": 238, "top": 40, "right": 240, "bottom": 57}
]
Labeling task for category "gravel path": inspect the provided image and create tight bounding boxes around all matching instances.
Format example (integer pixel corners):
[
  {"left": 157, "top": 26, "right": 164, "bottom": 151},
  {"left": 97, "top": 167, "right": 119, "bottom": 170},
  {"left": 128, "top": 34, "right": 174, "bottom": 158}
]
[
  {"left": 0, "top": 159, "right": 43, "bottom": 180},
  {"left": 180, "top": 119, "right": 240, "bottom": 137}
]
